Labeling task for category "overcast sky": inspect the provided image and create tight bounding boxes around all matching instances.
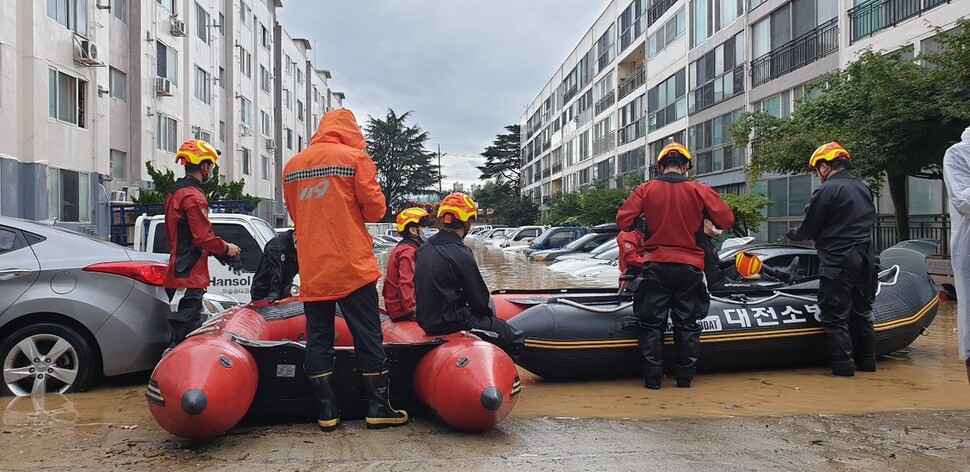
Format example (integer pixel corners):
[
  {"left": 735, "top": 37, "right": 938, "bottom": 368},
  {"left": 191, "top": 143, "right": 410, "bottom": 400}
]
[{"left": 278, "top": 0, "right": 611, "bottom": 187}]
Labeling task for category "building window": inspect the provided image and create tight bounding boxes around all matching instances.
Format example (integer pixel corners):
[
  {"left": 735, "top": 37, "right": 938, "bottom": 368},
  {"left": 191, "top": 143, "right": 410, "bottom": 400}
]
[
  {"left": 284, "top": 89, "right": 292, "bottom": 110},
  {"left": 241, "top": 148, "right": 251, "bottom": 175},
  {"left": 156, "top": 41, "right": 178, "bottom": 84},
  {"left": 111, "top": 0, "right": 124, "bottom": 21},
  {"left": 192, "top": 126, "right": 211, "bottom": 142},
  {"left": 110, "top": 149, "right": 127, "bottom": 180},
  {"left": 260, "top": 66, "right": 271, "bottom": 92},
  {"left": 261, "top": 24, "right": 270, "bottom": 49},
  {"left": 239, "top": 2, "right": 250, "bottom": 26},
  {"left": 647, "top": 68, "right": 686, "bottom": 132},
  {"left": 218, "top": 66, "right": 225, "bottom": 89},
  {"left": 109, "top": 67, "right": 126, "bottom": 101},
  {"left": 47, "top": 0, "right": 88, "bottom": 35},
  {"left": 648, "top": 7, "right": 686, "bottom": 58},
  {"left": 285, "top": 55, "right": 292, "bottom": 75},
  {"left": 285, "top": 128, "right": 293, "bottom": 149},
  {"left": 157, "top": 115, "right": 178, "bottom": 153},
  {"left": 195, "top": 2, "right": 210, "bottom": 44},
  {"left": 617, "top": 94, "right": 646, "bottom": 145},
  {"left": 297, "top": 100, "right": 305, "bottom": 122},
  {"left": 194, "top": 66, "right": 211, "bottom": 104},
  {"left": 618, "top": 0, "right": 645, "bottom": 53},
  {"left": 240, "top": 97, "right": 252, "bottom": 125},
  {"left": 156, "top": 0, "right": 174, "bottom": 12},
  {"left": 219, "top": 121, "right": 226, "bottom": 142},
  {"left": 218, "top": 13, "right": 224, "bottom": 36},
  {"left": 260, "top": 111, "right": 271, "bottom": 136},
  {"left": 48, "top": 68, "right": 87, "bottom": 128},
  {"left": 239, "top": 47, "right": 252, "bottom": 78},
  {"left": 261, "top": 155, "right": 270, "bottom": 180},
  {"left": 687, "top": 108, "right": 744, "bottom": 175},
  {"left": 688, "top": 31, "right": 745, "bottom": 115},
  {"left": 48, "top": 168, "right": 90, "bottom": 223},
  {"left": 750, "top": 0, "right": 840, "bottom": 86},
  {"left": 297, "top": 68, "right": 304, "bottom": 84},
  {"left": 690, "top": 0, "right": 742, "bottom": 48},
  {"left": 297, "top": 135, "right": 304, "bottom": 151}
]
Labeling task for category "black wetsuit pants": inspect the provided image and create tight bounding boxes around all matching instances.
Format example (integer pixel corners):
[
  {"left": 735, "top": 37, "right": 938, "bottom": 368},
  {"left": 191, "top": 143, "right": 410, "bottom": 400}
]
[
  {"left": 165, "top": 288, "right": 206, "bottom": 349},
  {"left": 635, "top": 262, "right": 710, "bottom": 383},
  {"left": 304, "top": 283, "right": 387, "bottom": 376},
  {"left": 422, "top": 312, "right": 525, "bottom": 359},
  {"left": 817, "top": 245, "right": 877, "bottom": 369}
]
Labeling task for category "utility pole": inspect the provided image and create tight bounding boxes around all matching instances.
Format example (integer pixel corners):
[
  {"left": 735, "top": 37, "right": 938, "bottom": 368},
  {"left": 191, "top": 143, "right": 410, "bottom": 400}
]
[{"left": 437, "top": 144, "right": 442, "bottom": 194}]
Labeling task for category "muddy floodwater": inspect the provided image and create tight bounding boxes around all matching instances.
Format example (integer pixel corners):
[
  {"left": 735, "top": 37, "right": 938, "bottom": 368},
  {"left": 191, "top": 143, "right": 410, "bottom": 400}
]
[{"left": 1, "top": 241, "right": 968, "bottom": 470}]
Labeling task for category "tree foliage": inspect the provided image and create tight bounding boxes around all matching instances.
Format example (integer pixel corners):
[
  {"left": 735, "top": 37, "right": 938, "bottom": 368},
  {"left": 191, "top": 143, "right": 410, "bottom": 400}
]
[
  {"left": 477, "top": 124, "right": 522, "bottom": 195},
  {"left": 730, "top": 22, "right": 970, "bottom": 240},
  {"left": 720, "top": 192, "right": 772, "bottom": 236},
  {"left": 472, "top": 181, "right": 538, "bottom": 227},
  {"left": 543, "top": 178, "right": 636, "bottom": 226},
  {"left": 132, "top": 162, "right": 261, "bottom": 210},
  {"left": 364, "top": 109, "right": 440, "bottom": 220}
]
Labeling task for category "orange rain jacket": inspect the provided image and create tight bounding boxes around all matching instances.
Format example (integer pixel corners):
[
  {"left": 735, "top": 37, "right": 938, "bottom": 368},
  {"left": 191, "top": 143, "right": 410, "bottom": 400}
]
[{"left": 283, "top": 109, "right": 386, "bottom": 301}]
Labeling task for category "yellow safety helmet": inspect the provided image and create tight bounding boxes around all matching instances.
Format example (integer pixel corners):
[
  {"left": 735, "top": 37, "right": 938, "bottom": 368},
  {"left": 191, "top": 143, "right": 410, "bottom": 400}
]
[
  {"left": 175, "top": 139, "right": 220, "bottom": 166},
  {"left": 437, "top": 192, "right": 478, "bottom": 224},
  {"left": 808, "top": 142, "right": 851, "bottom": 170},
  {"left": 657, "top": 141, "right": 692, "bottom": 164},
  {"left": 396, "top": 207, "right": 433, "bottom": 233},
  {"left": 735, "top": 251, "right": 763, "bottom": 278}
]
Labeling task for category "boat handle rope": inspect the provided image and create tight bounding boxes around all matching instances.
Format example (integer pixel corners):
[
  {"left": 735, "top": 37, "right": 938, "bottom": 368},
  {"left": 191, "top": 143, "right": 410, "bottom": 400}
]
[{"left": 557, "top": 298, "right": 634, "bottom": 313}]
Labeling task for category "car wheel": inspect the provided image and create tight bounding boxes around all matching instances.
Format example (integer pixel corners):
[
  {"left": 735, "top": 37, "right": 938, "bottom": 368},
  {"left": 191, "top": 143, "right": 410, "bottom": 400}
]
[{"left": 0, "top": 323, "right": 99, "bottom": 396}]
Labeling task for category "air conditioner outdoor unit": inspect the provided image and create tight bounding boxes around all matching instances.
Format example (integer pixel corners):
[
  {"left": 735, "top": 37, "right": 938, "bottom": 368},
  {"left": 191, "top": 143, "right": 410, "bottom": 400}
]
[
  {"left": 110, "top": 190, "right": 130, "bottom": 202},
  {"left": 240, "top": 123, "right": 252, "bottom": 136},
  {"left": 155, "top": 77, "right": 173, "bottom": 96},
  {"left": 265, "top": 138, "right": 276, "bottom": 150},
  {"left": 170, "top": 19, "right": 188, "bottom": 37},
  {"left": 74, "top": 40, "right": 101, "bottom": 66}
]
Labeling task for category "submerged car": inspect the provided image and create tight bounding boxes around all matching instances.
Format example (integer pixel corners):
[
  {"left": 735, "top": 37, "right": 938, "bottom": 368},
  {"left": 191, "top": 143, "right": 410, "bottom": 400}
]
[
  {"left": 0, "top": 216, "right": 171, "bottom": 396},
  {"left": 529, "top": 232, "right": 616, "bottom": 262}
]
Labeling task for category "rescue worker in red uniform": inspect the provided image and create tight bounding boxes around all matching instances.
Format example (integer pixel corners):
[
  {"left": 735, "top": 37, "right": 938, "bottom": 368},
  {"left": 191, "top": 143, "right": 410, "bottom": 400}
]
[
  {"left": 382, "top": 208, "right": 434, "bottom": 321},
  {"left": 162, "top": 139, "right": 241, "bottom": 349},
  {"left": 415, "top": 193, "right": 525, "bottom": 358},
  {"left": 283, "top": 108, "right": 408, "bottom": 431},
  {"left": 786, "top": 143, "right": 877, "bottom": 377},
  {"left": 616, "top": 142, "right": 734, "bottom": 389}
]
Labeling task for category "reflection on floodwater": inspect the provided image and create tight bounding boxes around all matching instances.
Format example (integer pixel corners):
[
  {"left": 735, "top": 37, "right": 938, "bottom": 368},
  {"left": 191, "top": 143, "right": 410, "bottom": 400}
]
[{"left": 1, "top": 241, "right": 966, "bottom": 429}]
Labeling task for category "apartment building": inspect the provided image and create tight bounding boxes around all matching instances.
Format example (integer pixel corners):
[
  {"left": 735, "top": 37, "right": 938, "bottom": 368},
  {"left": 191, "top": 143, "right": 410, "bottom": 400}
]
[
  {"left": 0, "top": 0, "right": 346, "bottom": 236},
  {"left": 521, "top": 0, "right": 964, "bottom": 244}
]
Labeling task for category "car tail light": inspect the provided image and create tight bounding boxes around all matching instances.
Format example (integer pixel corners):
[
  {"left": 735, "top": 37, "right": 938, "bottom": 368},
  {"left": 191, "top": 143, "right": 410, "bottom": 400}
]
[{"left": 84, "top": 261, "right": 167, "bottom": 286}]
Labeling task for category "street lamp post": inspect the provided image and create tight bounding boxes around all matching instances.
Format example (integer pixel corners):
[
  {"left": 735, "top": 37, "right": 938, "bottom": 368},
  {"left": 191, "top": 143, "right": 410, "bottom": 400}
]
[{"left": 437, "top": 144, "right": 442, "bottom": 194}]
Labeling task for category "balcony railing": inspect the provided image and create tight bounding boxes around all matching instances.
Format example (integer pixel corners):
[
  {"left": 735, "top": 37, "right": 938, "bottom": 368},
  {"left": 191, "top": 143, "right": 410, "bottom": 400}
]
[
  {"left": 647, "top": 0, "right": 678, "bottom": 27},
  {"left": 751, "top": 18, "right": 838, "bottom": 87},
  {"left": 849, "top": 0, "right": 951, "bottom": 44},
  {"left": 594, "top": 90, "right": 616, "bottom": 116},
  {"left": 618, "top": 66, "right": 646, "bottom": 100},
  {"left": 617, "top": 117, "right": 646, "bottom": 146}
]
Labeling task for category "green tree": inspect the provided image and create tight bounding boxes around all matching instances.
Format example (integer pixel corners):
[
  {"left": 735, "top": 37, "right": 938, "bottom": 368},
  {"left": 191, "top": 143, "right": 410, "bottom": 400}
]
[
  {"left": 364, "top": 109, "right": 440, "bottom": 220},
  {"left": 577, "top": 183, "right": 630, "bottom": 225},
  {"left": 542, "top": 192, "right": 583, "bottom": 226},
  {"left": 477, "top": 124, "right": 522, "bottom": 195},
  {"left": 472, "top": 181, "right": 538, "bottom": 226},
  {"left": 731, "top": 38, "right": 966, "bottom": 240},
  {"left": 132, "top": 163, "right": 260, "bottom": 210},
  {"left": 720, "top": 192, "right": 772, "bottom": 237}
]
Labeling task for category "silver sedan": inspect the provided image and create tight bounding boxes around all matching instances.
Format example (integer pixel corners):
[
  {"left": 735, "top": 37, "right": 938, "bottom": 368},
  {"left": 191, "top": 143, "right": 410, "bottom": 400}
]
[{"left": 0, "top": 216, "right": 171, "bottom": 396}]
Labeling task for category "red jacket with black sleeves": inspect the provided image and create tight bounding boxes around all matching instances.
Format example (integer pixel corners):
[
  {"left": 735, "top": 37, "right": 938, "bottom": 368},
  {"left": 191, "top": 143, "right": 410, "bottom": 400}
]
[
  {"left": 382, "top": 238, "right": 420, "bottom": 321},
  {"left": 162, "top": 177, "right": 230, "bottom": 289},
  {"left": 616, "top": 173, "right": 734, "bottom": 270}
]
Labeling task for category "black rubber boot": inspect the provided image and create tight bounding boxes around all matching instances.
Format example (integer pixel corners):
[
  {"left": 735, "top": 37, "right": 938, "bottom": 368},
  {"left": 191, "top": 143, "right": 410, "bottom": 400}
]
[
  {"left": 307, "top": 371, "right": 339, "bottom": 432},
  {"left": 363, "top": 370, "right": 409, "bottom": 429},
  {"left": 831, "top": 360, "right": 856, "bottom": 377},
  {"left": 763, "top": 257, "right": 800, "bottom": 284},
  {"left": 643, "top": 366, "right": 663, "bottom": 390},
  {"left": 855, "top": 355, "right": 877, "bottom": 372},
  {"left": 675, "top": 366, "right": 695, "bottom": 388}
]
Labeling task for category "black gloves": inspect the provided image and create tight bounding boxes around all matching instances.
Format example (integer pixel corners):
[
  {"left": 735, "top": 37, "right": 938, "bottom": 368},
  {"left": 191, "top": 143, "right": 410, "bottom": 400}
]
[
  {"left": 266, "top": 292, "right": 280, "bottom": 303},
  {"left": 216, "top": 254, "right": 245, "bottom": 275}
]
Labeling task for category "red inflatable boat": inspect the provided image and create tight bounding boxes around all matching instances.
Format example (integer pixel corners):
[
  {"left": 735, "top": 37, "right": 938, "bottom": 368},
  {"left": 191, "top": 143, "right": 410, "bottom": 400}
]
[{"left": 146, "top": 300, "right": 520, "bottom": 439}]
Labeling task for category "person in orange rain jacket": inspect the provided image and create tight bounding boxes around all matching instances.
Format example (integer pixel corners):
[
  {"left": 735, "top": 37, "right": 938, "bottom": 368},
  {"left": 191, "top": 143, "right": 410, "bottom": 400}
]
[
  {"left": 283, "top": 108, "right": 407, "bottom": 432},
  {"left": 382, "top": 208, "right": 434, "bottom": 321}
]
